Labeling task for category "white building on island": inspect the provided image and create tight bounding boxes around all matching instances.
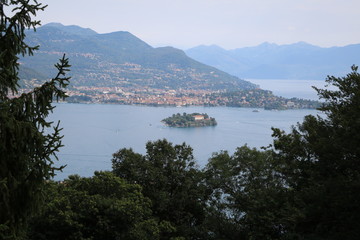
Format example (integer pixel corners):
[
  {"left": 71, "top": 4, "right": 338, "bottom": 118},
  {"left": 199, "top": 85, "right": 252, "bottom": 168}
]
[{"left": 193, "top": 115, "right": 205, "bottom": 121}]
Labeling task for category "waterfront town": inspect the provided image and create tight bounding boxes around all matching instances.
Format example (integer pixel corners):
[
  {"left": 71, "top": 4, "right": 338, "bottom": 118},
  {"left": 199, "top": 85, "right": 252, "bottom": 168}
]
[{"left": 62, "top": 85, "right": 320, "bottom": 110}]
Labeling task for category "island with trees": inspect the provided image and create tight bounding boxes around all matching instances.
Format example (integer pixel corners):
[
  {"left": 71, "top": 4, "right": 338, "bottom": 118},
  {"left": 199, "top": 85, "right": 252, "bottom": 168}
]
[{"left": 162, "top": 113, "right": 217, "bottom": 127}]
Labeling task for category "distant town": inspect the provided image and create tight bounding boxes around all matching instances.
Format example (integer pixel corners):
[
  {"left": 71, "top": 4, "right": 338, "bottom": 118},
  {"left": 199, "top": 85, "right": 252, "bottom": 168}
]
[{"left": 59, "top": 85, "right": 320, "bottom": 110}]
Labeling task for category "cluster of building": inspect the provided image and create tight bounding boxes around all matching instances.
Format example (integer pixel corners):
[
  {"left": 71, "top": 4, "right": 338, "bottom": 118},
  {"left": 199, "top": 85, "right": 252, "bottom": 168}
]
[
  {"left": 66, "top": 86, "right": 216, "bottom": 106},
  {"left": 65, "top": 86, "right": 319, "bottom": 109}
]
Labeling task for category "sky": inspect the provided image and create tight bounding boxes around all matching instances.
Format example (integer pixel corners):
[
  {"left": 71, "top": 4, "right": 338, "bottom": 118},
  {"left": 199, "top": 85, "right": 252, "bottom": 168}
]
[{"left": 37, "top": 0, "right": 360, "bottom": 49}]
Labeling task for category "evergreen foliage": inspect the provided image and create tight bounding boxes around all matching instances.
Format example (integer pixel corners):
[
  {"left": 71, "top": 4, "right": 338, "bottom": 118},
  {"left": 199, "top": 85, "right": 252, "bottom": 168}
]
[{"left": 0, "top": 1, "right": 70, "bottom": 238}]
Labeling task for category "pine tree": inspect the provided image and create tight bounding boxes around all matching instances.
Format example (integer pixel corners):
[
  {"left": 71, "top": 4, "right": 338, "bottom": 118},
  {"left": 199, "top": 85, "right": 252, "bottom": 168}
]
[{"left": 0, "top": 1, "right": 70, "bottom": 238}]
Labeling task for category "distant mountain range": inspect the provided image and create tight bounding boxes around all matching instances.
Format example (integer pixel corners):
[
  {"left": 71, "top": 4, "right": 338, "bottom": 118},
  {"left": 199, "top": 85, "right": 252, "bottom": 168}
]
[
  {"left": 185, "top": 42, "right": 360, "bottom": 80},
  {"left": 20, "top": 23, "right": 255, "bottom": 91}
]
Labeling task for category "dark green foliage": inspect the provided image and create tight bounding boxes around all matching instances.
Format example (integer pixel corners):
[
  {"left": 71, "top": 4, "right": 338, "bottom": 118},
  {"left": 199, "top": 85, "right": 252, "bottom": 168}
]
[
  {"left": 205, "top": 146, "right": 299, "bottom": 239},
  {"left": 112, "top": 139, "right": 210, "bottom": 239},
  {"left": 270, "top": 65, "right": 360, "bottom": 239},
  {"left": 28, "top": 172, "right": 162, "bottom": 240},
  {"left": 0, "top": 0, "right": 45, "bottom": 98},
  {"left": 0, "top": 56, "right": 70, "bottom": 238},
  {"left": 203, "top": 66, "right": 360, "bottom": 239},
  {"left": 0, "top": 1, "right": 70, "bottom": 238}
]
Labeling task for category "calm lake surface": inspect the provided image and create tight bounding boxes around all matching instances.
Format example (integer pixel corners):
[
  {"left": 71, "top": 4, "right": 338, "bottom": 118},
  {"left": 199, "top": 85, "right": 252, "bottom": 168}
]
[
  {"left": 50, "top": 79, "right": 326, "bottom": 180},
  {"left": 248, "top": 79, "right": 328, "bottom": 100}
]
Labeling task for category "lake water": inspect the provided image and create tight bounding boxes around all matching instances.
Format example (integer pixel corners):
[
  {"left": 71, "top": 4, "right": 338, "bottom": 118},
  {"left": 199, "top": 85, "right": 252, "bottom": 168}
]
[
  {"left": 248, "top": 79, "right": 328, "bottom": 100},
  {"left": 50, "top": 79, "right": 326, "bottom": 180}
]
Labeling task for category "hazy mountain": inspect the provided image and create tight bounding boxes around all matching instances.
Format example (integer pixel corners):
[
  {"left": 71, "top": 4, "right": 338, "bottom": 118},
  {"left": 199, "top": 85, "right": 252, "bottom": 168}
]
[
  {"left": 41, "top": 22, "right": 98, "bottom": 36},
  {"left": 20, "top": 23, "right": 255, "bottom": 91},
  {"left": 18, "top": 66, "right": 48, "bottom": 88},
  {"left": 186, "top": 42, "right": 360, "bottom": 80}
]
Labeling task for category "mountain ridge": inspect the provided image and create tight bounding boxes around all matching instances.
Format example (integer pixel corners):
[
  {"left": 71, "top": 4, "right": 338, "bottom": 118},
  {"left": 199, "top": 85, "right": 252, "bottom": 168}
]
[
  {"left": 20, "top": 23, "right": 255, "bottom": 91},
  {"left": 186, "top": 42, "right": 360, "bottom": 80}
]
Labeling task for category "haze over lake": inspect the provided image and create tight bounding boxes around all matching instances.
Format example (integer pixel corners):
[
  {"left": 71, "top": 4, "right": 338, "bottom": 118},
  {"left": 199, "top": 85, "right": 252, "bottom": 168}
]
[
  {"left": 51, "top": 79, "right": 325, "bottom": 180},
  {"left": 249, "top": 79, "right": 328, "bottom": 100}
]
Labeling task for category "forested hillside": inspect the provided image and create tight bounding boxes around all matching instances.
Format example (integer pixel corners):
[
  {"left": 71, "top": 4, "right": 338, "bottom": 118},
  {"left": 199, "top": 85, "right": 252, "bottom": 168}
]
[{"left": 20, "top": 23, "right": 255, "bottom": 91}]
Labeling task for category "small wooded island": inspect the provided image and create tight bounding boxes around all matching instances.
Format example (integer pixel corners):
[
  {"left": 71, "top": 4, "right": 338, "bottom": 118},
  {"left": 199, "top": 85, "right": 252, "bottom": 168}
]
[{"left": 162, "top": 113, "right": 217, "bottom": 128}]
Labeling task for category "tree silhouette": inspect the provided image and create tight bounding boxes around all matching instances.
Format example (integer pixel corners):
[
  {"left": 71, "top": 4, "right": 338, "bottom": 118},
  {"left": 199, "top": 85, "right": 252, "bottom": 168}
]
[{"left": 0, "top": 1, "right": 70, "bottom": 238}]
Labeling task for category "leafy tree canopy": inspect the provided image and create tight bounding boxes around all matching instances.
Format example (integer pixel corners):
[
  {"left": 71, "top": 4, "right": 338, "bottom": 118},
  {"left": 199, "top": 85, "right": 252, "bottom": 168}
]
[
  {"left": 205, "top": 146, "right": 299, "bottom": 239},
  {"left": 270, "top": 65, "right": 360, "bottom": 239},
  {"left": 112, "top": 139, "right": 211, "bottom": 239},
  {"left": 205, "top": 66, "right": 360, "bottom": 239},
  {"left": 28, "top": 171, "right": 163, "bottom": 240}
]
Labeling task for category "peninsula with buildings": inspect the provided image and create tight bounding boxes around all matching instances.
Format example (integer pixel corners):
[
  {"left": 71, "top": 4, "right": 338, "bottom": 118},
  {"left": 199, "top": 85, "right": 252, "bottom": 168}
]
[{"left": 162, "top": 113, "right": 217, "bottom": 128}]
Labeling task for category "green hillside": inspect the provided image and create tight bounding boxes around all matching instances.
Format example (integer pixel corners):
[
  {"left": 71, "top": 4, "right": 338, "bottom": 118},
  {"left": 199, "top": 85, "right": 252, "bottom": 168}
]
[{"left": 21, "top": 23, "right": 255, "bottom": 91}]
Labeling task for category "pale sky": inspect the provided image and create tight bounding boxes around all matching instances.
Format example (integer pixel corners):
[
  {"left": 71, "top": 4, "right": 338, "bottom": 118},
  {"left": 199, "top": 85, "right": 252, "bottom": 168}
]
[{"left": 37, "top": 0, "right": 360, "bottom": 49}]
